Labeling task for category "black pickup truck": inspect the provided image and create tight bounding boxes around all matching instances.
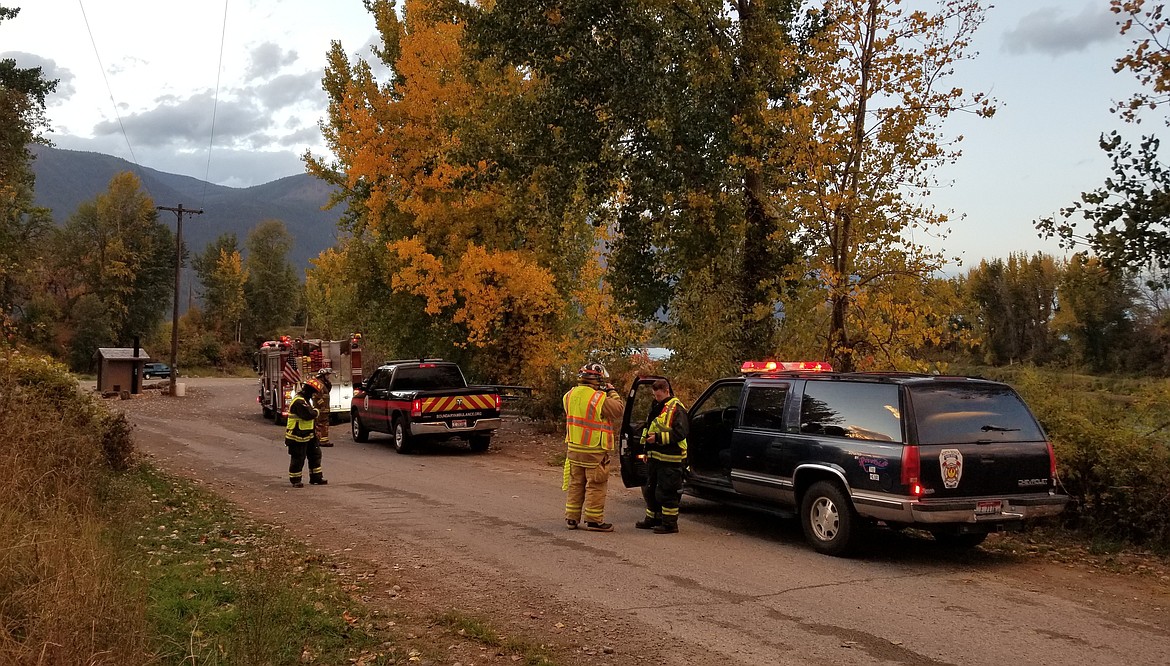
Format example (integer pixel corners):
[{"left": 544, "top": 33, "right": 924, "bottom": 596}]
[
  {"left": 349, "top": 359, "right": 502, "bottom": 453},
  {"left": 619, "top": 362, "right": 1068, "bottom": 555}
]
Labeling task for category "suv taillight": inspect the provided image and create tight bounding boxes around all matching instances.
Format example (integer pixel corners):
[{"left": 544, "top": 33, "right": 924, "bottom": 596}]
[
  {"left": 1046, "top": 440, "right": 1058, "bottom": 480},
  {"left": 901, "top": 445, "right": 922, "bottom": 497},
  {"left": 411, "top": 399, "right": 422, "bottom": 418}
]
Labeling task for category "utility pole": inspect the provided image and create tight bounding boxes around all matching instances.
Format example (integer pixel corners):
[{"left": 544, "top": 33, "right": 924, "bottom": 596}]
[{"left": 157, "top": 204, "right": 204, "bottom": 397}]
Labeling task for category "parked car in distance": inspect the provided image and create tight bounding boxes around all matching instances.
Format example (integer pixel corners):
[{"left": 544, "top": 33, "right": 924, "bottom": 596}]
[{"left": 143, "top": 362, "right": 171, "bottom": 379}]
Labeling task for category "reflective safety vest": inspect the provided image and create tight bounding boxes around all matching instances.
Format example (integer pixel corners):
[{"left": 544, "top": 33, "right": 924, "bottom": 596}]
[
  {"left": 563, "top": 385, "right": 614, "bottom": 454},
  {"left": 285, "top": 394, "right": 316, "bottom": 443},
  {"left": 641, "top": 396, "right": 688, "bottom": 463}
]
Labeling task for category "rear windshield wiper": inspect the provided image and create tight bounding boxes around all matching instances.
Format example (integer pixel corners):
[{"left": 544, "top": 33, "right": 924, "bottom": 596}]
[{"left": 980, "top": 424, "right": 1020, "bottom": 432}]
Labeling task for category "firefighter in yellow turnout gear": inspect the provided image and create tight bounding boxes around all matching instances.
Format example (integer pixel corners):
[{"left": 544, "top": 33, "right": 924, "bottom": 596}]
[
  {"left": 562, "top": 363, "right": 625, "bottom": 532},
  {"left": 313, "top": 369, "right": 333, "bottom": 446},
  {"left": 285, "top": 378, "right": 328, "bottom": 487},
  {"left": 636, "top": 379, "right": 689, "bottom": 534}
]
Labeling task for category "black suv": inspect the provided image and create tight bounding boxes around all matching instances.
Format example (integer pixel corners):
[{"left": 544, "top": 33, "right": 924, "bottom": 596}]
[{"left": 619, "top": 363, "right": 1068, "bottom": 556}]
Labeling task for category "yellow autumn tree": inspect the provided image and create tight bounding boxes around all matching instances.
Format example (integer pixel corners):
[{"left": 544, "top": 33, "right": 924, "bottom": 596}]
[
  {"left": 772, "top": 0, "right": 994, "bottom": 371},
  {"left": 306, "top": 0, "right": 640, "bottom": 386}
]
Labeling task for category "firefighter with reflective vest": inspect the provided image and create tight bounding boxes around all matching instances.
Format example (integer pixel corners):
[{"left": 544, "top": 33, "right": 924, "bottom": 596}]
[
  {"left": 562, "top": 362, "right": 624, "bottom": 532},
  {"left": 285, "top": 378, "right": 328, "bottom": 487},
  {"left": 636, "top": 378, "right": 689, "bottom": 534}
]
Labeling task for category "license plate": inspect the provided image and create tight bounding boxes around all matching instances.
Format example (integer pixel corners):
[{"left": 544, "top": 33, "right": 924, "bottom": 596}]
[
  {"left": 451, "top": 419, "right": 467, "bottom": 429},
  {"left": 975, "top": 500, "right": 1003, "bottom": 515}
]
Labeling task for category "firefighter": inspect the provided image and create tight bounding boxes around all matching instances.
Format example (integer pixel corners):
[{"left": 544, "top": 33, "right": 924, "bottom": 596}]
[
  {"left": 562, "top": 362, "right": 624, "bottom": 532},
  {"left": 286, "top": 378, "right": 328, "bottom": 487},
  {"left": 636, "top": 379, "right": 689, "bottom": 534},
  {"left": 313, "top": 369, "right": 333, "bottom": 447}
]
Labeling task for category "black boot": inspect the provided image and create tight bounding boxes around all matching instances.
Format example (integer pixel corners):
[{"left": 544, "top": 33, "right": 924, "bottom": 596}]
[
  {"left": 309, "top": 473, "right": 328, "bottom": 485},
  {"left": 635, "top": 515, "right": 662, "bottom": 530},
  {"left": 290, "top": 476, "right": 304, "bottom": 488},
  {"left": 652, "top": 521, "right": 678, "bottom": 534}
]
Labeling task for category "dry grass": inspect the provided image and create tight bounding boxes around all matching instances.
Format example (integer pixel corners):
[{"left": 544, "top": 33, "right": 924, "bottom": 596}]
[{"left": 1, "top": 353, "right": 149, "bottom": 665}]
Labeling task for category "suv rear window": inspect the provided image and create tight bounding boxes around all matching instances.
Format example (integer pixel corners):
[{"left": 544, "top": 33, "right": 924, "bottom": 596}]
[
  {"left": 799, "top": 382, "right": 902, "bottom": 442},
  {"left": 392, "top": 365, "right": 467, "bottom": 390},
  {"left": 910, "top": 384, "right": 1045, "bottom": 445}
]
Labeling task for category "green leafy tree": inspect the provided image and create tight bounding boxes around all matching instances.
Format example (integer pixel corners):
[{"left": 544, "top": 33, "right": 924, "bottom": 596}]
[
  {"left": 1053, "top": 253, "right": 1139, "bottom": 372},
  {"left": 243, "top": 219, "right": 299, "bottom": 340},
  {"left": 1038, "top": 1, "right": 1170, "bottom": 287},
  {"left": 960, "top": 253, "right": 1060, "bottom": 365},
  {"left": 469, "top": 0, "right": 810, "bottom": 372},
  {"left": 0, "top": 5, "right": 57, "bottom": 334},
  {"left": 194, "top": 233, "right": 247, "bottom": 342},
  {"left": 53, "top": 172, "right": 174, "bottom": 367}
]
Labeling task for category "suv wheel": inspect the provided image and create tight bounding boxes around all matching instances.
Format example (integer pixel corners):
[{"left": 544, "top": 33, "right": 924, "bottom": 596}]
[
  {"left": 392, "top": 417, "right": 412, "bottom": 454},
  {"left": 801, "top": 481, "right": 856, "bottom": 556},
  {"left": 351, "top": 412, "right": 369, "bottom": 443}
]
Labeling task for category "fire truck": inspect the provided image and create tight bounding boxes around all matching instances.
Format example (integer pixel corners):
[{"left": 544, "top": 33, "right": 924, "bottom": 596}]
[{"left": 256, "top": 333, "right": 363, "bottom": 425}]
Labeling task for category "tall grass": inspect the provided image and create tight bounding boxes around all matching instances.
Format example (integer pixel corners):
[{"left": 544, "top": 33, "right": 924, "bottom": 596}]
[{"left": 0, "top": 352, "right": 148, "bottom": 664}]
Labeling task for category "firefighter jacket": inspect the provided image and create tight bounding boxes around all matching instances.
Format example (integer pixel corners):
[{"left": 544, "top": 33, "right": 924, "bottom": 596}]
[
  {"left": 285, "top": 393, "right": 318, "bottom": 443},
  {"left": 563, "top": 384, "right": 624, "bottom": 457},
  {"left": 640, "top": 396, "right": 689, "bottom": 464}
]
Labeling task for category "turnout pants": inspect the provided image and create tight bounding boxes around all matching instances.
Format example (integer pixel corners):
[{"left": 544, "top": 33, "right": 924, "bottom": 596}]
[
  {"left": 565, "top": 451, "right": 610, "bottom": 524},
  {"left": 287, "top": 437, "right": 323, "bottom": 484},
  {"left": 642, "top": 458, "right": 684, "bottom": 526}
]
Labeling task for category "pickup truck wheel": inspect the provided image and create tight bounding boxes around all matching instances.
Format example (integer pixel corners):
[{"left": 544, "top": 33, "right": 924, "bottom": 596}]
[
  {"left": 801, "top": 481, "right": 856, "bottom": 556},
  {"left": 351, "top": 412, "right": 369, "bottom": 443},
  {"left": 931, "top": 530, "right": 988, "bottom": 549},
  {"left": 469, "top": 435, "right": 491, "bottom": 453},
  {"left": 392, "top": 418, "right": 412, "bottom": 454}
]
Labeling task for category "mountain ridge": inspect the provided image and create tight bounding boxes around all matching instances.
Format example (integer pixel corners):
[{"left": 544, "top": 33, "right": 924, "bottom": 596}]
[{"left": 30, "top": 144, "right": 343, "bottom": 271}]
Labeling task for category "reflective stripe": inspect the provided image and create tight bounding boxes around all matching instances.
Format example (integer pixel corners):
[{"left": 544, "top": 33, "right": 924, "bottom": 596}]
[
  {"left": 285, "top": 395, "right": 315, "bottom": 442},
  {"left": 646, "top": 397, "right": 688, "bottom": 463},
  {"left": 563, "top": 386, "right": 613, "bottom": 451}
]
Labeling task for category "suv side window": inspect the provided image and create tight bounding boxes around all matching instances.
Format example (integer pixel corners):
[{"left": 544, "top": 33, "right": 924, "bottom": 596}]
[
  {"left": 742, "top": 385, "right": 790, "bottom": 431},
  {"left": 799, "top": 381, "right": 902, "bottom": 442},
  {"left": 692, "top": 382, "right": 743, "bottom": 422}
]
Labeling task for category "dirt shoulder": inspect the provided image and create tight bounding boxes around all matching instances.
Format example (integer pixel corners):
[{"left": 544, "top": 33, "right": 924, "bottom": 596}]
[{"left": 116, "top": 381, "right": 1170, "bottom": 666}]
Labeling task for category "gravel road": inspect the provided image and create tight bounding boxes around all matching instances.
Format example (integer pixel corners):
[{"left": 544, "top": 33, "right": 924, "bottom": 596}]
[{"left": 111, "top": 378, "right": 1170, "bottom": 666}]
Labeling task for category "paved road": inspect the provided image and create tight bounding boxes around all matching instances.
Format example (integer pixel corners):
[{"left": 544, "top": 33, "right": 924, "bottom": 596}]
[{"left": 116, "top": 378, "right": 1170, "bottom": 666}]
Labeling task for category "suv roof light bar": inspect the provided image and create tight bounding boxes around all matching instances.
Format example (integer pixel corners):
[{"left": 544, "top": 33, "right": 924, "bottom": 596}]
[{"left": 741, "top": 360, "right": 833, "bottom": 374}]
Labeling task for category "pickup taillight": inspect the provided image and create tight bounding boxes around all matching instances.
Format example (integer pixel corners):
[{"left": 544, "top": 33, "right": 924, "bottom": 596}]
[
  {"left": 901, "top": 445, "right": 922, "bottom": 497},
  {"left": 493, "top": 393, "right": 502, "bottom": 411},
  {"left": 411, "top": 399, "right": 422, "bottom": 418}
]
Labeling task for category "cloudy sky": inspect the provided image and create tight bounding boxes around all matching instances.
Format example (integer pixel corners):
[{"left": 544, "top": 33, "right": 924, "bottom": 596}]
[{"left": 1, "top": 1, "right": 1142, "bottom": 266}]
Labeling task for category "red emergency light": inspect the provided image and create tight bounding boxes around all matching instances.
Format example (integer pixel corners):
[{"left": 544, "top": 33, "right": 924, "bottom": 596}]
[{"left": 740, "top": 360, "right": 834, "bottom": 374}]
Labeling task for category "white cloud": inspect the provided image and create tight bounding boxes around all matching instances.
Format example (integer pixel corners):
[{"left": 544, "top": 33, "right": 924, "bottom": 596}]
[
  {"left": 1003, "top": 3, "right": 1120, "bottom": 56},
  {"left": 1, "top": 51, "right": 76, "bottom": 101},
  {"left": 246, "top": 42, "right": 299, "bottom": 81}
]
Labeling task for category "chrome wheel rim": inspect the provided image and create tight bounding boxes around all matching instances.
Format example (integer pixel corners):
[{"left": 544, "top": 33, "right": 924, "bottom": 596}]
[{"left": 810, "top": 497, "right": 839, "bottom": 541}]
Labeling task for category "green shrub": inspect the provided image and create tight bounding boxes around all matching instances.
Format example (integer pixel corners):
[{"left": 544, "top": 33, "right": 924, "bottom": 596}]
[{"left": 1009, "top": 368, "right": 1170, "bottom": 551}]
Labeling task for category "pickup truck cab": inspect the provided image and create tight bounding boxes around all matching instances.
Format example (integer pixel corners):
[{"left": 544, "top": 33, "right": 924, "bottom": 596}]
[
  {"left": 619, "top": 362, "right": 1068, "bottom": 556},
  {"left": 350, "top": 359, "right": 502, "bottom": 453}
]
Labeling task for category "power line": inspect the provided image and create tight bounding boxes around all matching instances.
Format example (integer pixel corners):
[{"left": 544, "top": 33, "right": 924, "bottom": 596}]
[
  {"left": 201, "top": 0, "right": 230, "bottom": 208},
  {"left": 75, "top": 0, "right": 154, "bottom": 201}
]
